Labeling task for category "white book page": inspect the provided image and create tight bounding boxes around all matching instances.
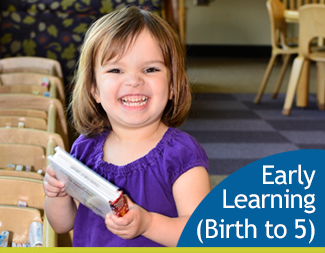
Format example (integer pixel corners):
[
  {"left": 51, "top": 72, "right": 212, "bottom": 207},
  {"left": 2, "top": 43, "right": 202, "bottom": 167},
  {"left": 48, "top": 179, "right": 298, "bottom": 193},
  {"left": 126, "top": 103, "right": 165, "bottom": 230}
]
[
  {"left": 54, "top": 146, "right": 120, "bottom": 198},
  {"left": 48, "top": 155, "right": 113, "bottom": 219}
]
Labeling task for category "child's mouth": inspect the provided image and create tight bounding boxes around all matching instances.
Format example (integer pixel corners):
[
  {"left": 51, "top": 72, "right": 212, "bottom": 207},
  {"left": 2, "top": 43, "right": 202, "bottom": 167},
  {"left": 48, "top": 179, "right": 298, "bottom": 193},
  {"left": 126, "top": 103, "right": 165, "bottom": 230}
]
[{"left": 120, "top": 95, "right": 149, "bottom": 107}]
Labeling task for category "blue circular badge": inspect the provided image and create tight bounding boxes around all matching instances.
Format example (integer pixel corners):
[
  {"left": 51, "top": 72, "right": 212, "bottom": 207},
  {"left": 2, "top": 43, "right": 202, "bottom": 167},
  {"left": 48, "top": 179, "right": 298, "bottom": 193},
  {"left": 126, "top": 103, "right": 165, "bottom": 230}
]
[{"left": 178, "top": 149, "right": 325, "bottom": 247}]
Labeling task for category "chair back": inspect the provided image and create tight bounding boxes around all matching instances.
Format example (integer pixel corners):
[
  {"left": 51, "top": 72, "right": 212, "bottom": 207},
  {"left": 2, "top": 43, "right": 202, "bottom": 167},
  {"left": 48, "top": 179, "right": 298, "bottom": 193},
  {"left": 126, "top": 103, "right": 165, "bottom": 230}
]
[
  {"left": 0, "top": 176, "right": 45, "bottom": 210},
  {"left": 282, "top": 0, "right": 325, "bottom": 10},
  {"left": 0, "top": 94, "right": 68, "bottom": 148},
  {"left": 0, "top": 109, "right": 47, "bottom": 119},
  {"left": 299, "top": 4, "right": 325, "bottom": 57},
  {"left": 267, "top": 0, "right": 288, "bottom": 50},
  {"left": 0, "top": 57, "right": 63, "bottom": 79},
  {"left": 0, "top": 143, "right": 46, "bottom": 172},
  {"left": 0, "top": 170, "right": 44, "bottom": 180},
  {"left": 0, "top": 72, "right": 65, "bottom": 104},
  {"left": 0, "top": 84, "right": 48, "bottom": 96},
  {"left": 0, "top": 116, "right": 47, "bottom": 130},
  {"left": 0, "top": 128, "right": 65, "bottom": 150},
  {"left": 0, "top": 94, "right": 65, "bottom": 120},
  {"left": 0, "top": 205, "right": 43, "bottom": 244}
]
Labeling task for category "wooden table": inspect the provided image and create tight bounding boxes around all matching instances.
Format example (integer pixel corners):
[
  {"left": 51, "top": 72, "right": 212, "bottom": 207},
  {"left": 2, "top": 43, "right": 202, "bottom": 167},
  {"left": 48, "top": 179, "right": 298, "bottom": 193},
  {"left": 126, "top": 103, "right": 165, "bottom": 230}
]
[{"left": 284, "top": 10, "right": 299, "bottom": 23}]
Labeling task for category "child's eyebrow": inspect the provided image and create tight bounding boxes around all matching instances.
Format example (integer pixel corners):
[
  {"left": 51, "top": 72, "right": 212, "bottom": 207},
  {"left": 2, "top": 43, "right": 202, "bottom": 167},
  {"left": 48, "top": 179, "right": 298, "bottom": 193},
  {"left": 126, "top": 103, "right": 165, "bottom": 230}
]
[
  {"left": 102, "top": 60, "right": 165, "bottom": 66},
  {"left": 143, "top": 60, "right": 165, "bottom": 65},
  {"left": 101, "top": 61, "right": 119, "bottom": 67}
]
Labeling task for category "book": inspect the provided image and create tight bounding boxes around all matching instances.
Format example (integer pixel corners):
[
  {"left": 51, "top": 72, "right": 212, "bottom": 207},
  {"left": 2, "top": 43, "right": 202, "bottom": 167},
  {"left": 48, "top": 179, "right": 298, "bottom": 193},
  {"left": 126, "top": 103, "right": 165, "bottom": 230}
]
[{"left": 48, "top": 146, "right": 129, "bottom": 218}]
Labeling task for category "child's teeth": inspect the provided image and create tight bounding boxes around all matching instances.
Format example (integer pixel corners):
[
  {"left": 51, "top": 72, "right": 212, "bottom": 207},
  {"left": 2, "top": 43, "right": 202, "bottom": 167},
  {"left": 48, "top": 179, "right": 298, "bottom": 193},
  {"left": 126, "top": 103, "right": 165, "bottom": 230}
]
[{"left": 121, "top": 97, "right": 148, "bottom": 106}]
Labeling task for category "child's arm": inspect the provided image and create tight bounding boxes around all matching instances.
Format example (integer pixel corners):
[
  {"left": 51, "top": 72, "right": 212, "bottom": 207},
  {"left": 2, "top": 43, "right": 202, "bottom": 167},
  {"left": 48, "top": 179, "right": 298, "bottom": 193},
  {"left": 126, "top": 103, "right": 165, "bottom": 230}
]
[
  {"left": 44, "top": 165, "right": 77, "bottom": 234},
  {"left": 105, "top": 166, "right": 211, "bottom": 246}
]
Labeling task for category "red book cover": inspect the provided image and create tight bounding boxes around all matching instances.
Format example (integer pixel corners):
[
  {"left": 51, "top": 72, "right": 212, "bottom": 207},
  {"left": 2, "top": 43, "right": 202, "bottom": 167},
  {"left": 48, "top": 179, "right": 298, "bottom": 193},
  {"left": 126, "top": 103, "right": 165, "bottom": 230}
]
[{"left": 109, "top": 191, "right": 129, "bottom": 217}]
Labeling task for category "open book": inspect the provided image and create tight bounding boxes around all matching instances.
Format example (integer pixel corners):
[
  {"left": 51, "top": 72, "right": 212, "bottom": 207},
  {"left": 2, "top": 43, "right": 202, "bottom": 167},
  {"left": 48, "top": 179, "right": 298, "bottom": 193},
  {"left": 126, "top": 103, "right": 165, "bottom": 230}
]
[{"left": 48, "top": 146, "right": 129, "bottom": 218}]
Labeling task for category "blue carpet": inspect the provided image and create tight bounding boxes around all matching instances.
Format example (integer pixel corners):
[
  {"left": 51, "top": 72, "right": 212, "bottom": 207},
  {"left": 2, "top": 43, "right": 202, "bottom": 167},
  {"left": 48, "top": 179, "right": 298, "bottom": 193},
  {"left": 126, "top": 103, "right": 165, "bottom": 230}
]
[{"left": 179, "top": 93, "right": 325, "bottom": 176}]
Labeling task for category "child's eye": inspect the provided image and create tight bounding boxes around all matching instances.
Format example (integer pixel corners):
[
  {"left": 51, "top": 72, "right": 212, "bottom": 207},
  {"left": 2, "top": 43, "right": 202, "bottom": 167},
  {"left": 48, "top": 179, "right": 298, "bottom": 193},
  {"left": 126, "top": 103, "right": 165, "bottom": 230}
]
[
  {"left": 108, "top": 69, "right": 122, "bottom": 73},
  {"left": 144, "top": 68, "right": 159, "bottom": 73}
]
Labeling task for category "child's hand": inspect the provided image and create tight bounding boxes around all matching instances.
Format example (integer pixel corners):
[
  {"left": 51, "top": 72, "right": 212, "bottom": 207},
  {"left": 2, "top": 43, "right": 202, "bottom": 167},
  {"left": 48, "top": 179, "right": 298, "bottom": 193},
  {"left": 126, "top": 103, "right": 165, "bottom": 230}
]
[
  {"left": 43, "top": 164, "right": 67, "bottom": 198},
  {"left": 105, "top": 195, "right": 152, "bottom": 239}
]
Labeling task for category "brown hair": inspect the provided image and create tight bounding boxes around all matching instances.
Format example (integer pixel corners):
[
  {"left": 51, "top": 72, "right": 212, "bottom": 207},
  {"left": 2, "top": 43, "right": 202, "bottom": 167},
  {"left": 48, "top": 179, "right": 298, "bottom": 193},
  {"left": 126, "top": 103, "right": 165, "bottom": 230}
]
[{"left": 70, "top": 6, "right": 191, "bottom": 137}]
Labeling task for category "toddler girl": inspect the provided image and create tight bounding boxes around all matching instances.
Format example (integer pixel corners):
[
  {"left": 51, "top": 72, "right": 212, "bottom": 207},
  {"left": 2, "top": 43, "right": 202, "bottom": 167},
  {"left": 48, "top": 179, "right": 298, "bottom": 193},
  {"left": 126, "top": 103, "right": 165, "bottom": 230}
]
[{"left": 44, "top": 6, "right": 211, "bottom": 247}]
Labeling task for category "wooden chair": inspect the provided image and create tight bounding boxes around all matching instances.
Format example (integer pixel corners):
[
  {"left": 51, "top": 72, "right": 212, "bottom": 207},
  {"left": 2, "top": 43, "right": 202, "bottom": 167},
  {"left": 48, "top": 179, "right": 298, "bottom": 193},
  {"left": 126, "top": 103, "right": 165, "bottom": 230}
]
[
  {"left": 0, "top": 56, "right": 63, "bottom": 80},
  {"left": 0, "top": 140, "right": 70, "bottom": 246},
  {"left": 0, "top": 177, "right": 57, "bottom": 247},
  {"left": 282, "top": 0, "right": 325, "bottom": 10},
  {"left": 0, "top": 84, "right": 48, "bottom": 96},
  {"left": 0, "top": 205, "right": 43, "bottom": 245},
  {"left": 0, "top": 108, "right": 48, "bottom": 119},
  {"left": 0, "top": 176, "right": 45, "bottom": 210},
  {"left": 283, "top": 4, "right": 325, "bottom": 115},
  {"left": 0, "top": 116, "right": 47, "bottom": 130},
  {"left": 0, "top": 94, "right": 69, "bottom": 148},
  {"left": 0, "top": 127, "right": 65, "bottom": 151},
  {"left": 0, "top": 169, "right": 43, "bottom": 180},
  {"left": 0, "top": 72, "right": 66, "bottom": 105},
  {"left": 255, "top": 0, "right": 299, "bottom": 104},
  {"left": 0, "top": 143, "right": 46, "bottom": 178},
  {"left": 0, "top": 128, "right": 65, "bottom": 180}
]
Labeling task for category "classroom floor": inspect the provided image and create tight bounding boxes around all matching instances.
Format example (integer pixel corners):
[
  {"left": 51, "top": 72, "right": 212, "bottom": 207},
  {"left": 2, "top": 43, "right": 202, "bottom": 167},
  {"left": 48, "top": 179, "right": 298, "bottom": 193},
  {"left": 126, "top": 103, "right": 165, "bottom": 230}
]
[
  {"left": 182, "top": 57, "right": 323, "bottom": 189},
  {"left": 186, "top": 57, "right": 317, "bottom": 94}
]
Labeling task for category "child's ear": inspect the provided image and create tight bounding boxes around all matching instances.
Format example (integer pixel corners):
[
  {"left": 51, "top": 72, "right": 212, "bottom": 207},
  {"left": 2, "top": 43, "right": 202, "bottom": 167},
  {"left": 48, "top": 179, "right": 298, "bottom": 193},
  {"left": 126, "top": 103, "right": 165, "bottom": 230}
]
[
  {"left": 91, "top": 84, "right": 101, "bottom": 103},
  {"left": 169, "top": 86, "right": 174, "bottom": 100}
]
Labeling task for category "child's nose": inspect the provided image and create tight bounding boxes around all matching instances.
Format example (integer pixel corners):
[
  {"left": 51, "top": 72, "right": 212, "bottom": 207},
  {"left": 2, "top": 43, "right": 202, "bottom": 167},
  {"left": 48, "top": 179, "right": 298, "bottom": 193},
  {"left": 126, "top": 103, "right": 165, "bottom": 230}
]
[{"left": 124, "top": 73, "right": 143, "bottom": 88}]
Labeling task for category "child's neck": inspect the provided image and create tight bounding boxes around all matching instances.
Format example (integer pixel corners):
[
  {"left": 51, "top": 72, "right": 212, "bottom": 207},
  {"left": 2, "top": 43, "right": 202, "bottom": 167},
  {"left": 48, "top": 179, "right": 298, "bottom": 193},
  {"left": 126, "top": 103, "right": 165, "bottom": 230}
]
[
  {"left": 111, "top": 121, "right": 167, "bottom": 144},
  {"left": 103, "top": 122, "right": 169, "bottom": 166}
]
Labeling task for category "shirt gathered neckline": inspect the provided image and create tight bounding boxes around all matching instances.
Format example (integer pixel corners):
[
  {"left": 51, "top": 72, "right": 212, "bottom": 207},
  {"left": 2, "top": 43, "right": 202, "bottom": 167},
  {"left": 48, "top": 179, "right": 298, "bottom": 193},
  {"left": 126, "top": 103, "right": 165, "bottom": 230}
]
[{"left": 92, "top": 127, "right": 173, "bottom": 175}]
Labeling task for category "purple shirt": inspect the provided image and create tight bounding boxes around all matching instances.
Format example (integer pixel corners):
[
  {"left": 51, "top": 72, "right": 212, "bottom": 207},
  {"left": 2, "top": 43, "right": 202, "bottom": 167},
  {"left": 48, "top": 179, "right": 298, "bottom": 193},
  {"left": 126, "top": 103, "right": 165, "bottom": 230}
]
[{"left": 71, "top": 127, "right": 209, "bottom": 247}]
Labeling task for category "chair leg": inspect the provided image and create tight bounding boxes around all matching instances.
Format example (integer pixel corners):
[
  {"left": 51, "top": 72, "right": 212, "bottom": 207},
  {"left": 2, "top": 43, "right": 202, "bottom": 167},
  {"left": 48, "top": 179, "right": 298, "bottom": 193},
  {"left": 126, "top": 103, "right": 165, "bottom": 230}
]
[
  {"left": 43, "top": 214, "right": 58, "bottom": 247},
  {"left": 44, "top": 138, "right": 58, "bottom": 246},
  {"left": 254, "top": 54, "right": 277, "bottom": 104},
  {"left": 282, "top": 56, "right": 305, "bottom": 116},
  {"left": 317, "top": 62, "right": 325, "bottom": 110},
  {"left": 296, "top": 60, "right": 310, "bottom": 108},
  {"left": 272, "top": 54, "right": 291, "bottom": 99}
]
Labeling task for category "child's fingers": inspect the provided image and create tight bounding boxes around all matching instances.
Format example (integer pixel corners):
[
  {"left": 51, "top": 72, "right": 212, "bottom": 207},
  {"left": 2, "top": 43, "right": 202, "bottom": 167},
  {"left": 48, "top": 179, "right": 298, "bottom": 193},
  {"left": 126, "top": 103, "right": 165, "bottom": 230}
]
[
  {"left": 105, "top": 225, "right": 128, "bottom": 238},
  {"left": 123, "top": 195, "right": 135, "bottom": 208},
  {"left": 44, "top": 186, "right": 61, "bottom": 197},
  {"left": 44, "top": 181, "right": 62, "bottom": 193},
  {"left": 44, "top": 171, "right": 64, "bottom": 188},
  {"left": 43, "top": 179, "right": 64, "bottom": 196},
  {"left": 104, "top": 220, "right": 135, "bottom": 240},
  {"left": 105, "top": 213, "right": 141, "bottom": 239},
  {"left": 57, "top": 190, "right": 68, "bottom": 197},
  {"left": 105, "top": 222, "right": 131, "bottom": 239},
  {"left": 105, "top": 213, "right": 132, "bottom": 227},
  {"left": 110, "top": 213, "right": 132, "bottom": 226},
  {"left": 105, "top": 215, "right": 125, "bottom": 231},
  {"left": 45, "top": 164, "right": 56, "bottom": 177},
  {"left": 44, "top": 165, "right": 64, "bottom": 188},
  {"left": 43, "top": 168, "right": 65, "bottom": 198}
]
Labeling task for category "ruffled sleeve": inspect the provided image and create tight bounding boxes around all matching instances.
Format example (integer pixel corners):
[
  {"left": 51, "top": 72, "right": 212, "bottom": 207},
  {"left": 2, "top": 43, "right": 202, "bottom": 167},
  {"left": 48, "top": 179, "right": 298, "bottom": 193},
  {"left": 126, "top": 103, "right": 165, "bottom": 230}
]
[
  {"left": 69, "top": 133, "right": 105, "bottom": 169},
  {"left": 160, "top": 128, "right": 209, "bottom": 186}
]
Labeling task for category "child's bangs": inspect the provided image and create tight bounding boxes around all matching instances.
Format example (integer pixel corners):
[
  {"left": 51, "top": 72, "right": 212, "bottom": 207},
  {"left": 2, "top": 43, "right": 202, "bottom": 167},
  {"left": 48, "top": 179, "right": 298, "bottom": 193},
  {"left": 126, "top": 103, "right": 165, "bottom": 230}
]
[{"left": 98, "top": 27, "right": 145, "bottom": 66}]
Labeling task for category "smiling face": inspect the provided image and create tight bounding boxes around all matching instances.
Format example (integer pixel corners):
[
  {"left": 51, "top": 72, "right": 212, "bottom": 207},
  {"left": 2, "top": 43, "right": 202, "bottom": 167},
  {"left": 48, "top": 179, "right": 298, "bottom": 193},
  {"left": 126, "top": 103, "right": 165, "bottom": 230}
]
[{"left": 92, "top": 28, "right": 171, "bottom": 131}]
